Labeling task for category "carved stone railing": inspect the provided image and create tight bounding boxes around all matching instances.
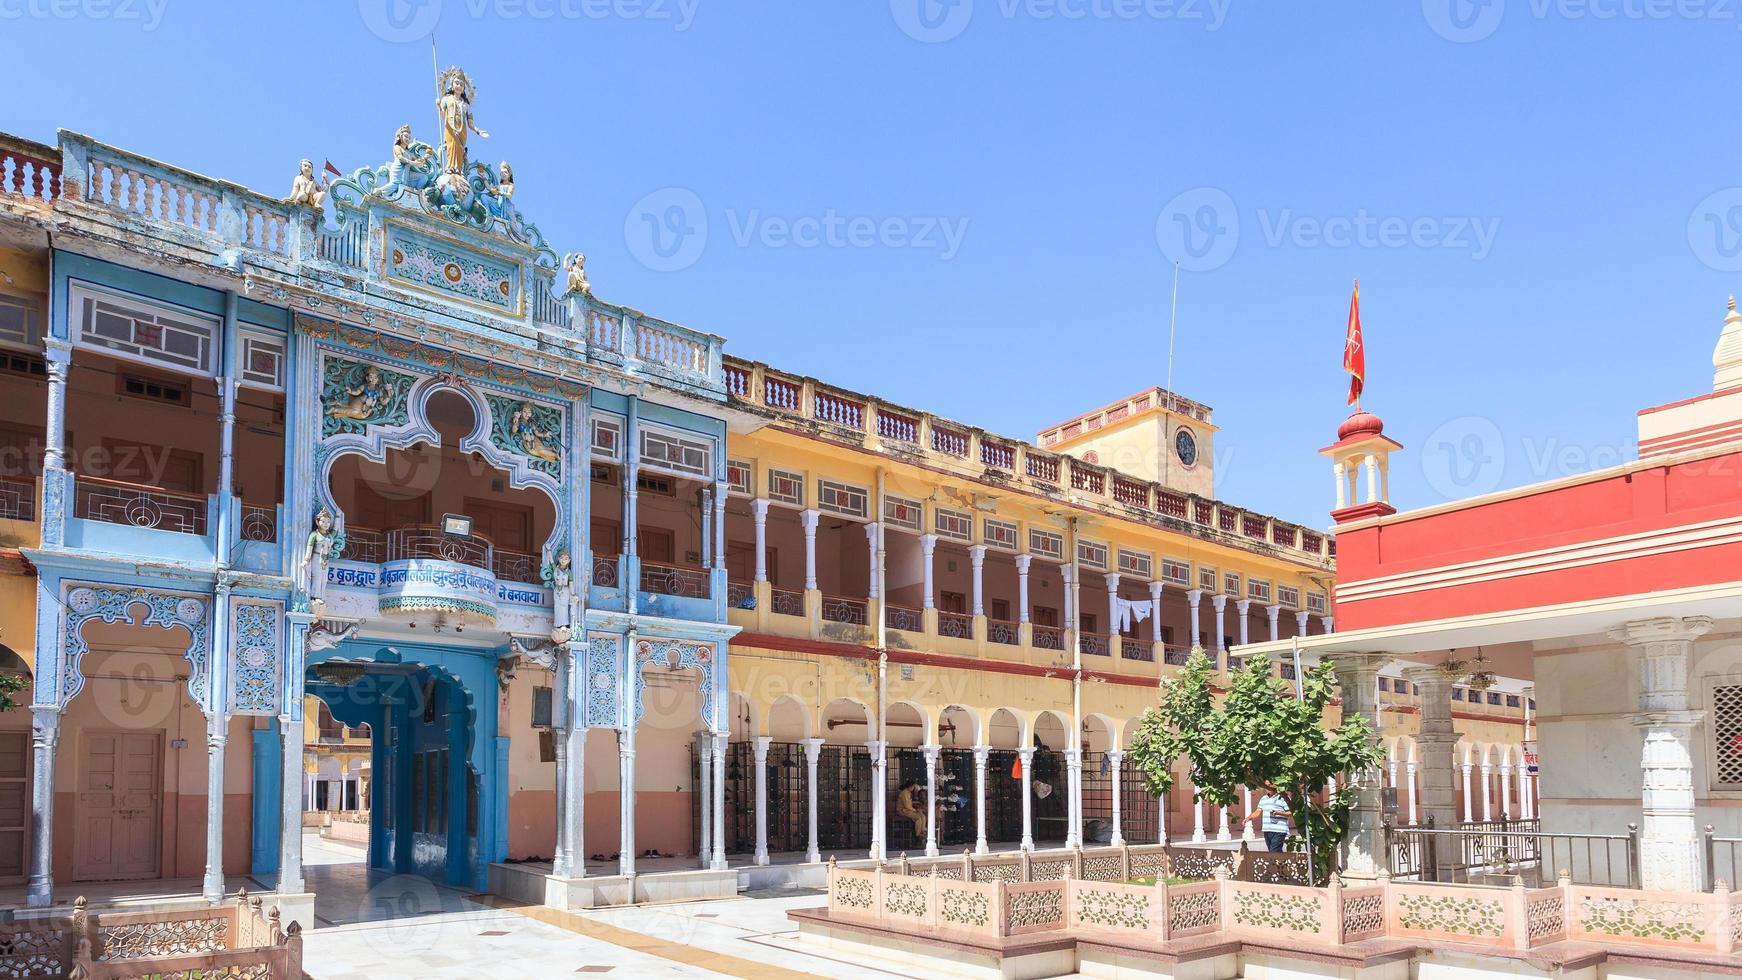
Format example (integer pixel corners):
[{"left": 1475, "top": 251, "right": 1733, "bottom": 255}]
[
  {"left": 823, "top": 861, "right": 1742, "bottom": 957},
  {"left": 573, "top": 295, "right": 726, "bottom": 396},
  {"left": 9, "top": 891, "right": 306, "bottom": 980},
  {"left": 0, "top": 134, "right": 59, "bottom": 205}
]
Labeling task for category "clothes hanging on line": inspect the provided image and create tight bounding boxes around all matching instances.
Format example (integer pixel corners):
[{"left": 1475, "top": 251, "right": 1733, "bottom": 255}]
[{"left": 1113, "top": 598, "right": 1154, "bottom": 634}]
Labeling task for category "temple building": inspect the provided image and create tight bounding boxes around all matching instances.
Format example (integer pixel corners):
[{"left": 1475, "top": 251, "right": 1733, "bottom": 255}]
[{"left": 0, "top": 71, "right": 1529, "bottom": 924}]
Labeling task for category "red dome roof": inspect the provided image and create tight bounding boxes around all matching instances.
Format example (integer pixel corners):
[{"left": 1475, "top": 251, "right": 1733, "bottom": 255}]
[{"left": 1338, "top": 410, "right": 1385, "bottom": 441}]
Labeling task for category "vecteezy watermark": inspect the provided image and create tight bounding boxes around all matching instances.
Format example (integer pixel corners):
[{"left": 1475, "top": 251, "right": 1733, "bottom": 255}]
[
  {"left": 889, "top": 0, "right": 1229, "bottom": 43},
  {"left": 1422, "top": 0, "right": 1742, "bottom": 43},
  {"left": 1155, "top": 188, "right": 1500, "bottom": 271},
  {"left": 0, "top": 0, "right": 168, "bottom": 29},
  {"left": 1688, "top": 187, "right": 1742, "bottom": 272},
  {"left": 1421, "top": 414, "right": 1636, "bottom": 501},
  {"left": 624, "top": 187, "right": 969, "bottom": 272},
  {"left": 358, "top": 0, "right": 699, "bottom": 43}
]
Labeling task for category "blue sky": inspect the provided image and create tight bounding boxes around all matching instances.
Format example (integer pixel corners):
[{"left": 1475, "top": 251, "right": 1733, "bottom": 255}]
[{"left": 7, "top": 0, "right": 1738, "bottom": 528}]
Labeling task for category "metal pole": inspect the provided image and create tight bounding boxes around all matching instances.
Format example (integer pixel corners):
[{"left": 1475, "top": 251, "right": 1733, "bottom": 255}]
[
  {"left": 1627, "top": 822, "right": 1641, "bottom": 889},
  {"left": 1705, "top": 824, "right": 1715, "bottom": 892},
  {"left": 1291, "top": 637, "right": 1314, "bottom": 885}
]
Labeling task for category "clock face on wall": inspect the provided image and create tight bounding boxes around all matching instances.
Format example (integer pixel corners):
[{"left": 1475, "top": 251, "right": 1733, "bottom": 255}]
[{"left": 1175, "top": 428, "right": 1199, "bottom": 467}]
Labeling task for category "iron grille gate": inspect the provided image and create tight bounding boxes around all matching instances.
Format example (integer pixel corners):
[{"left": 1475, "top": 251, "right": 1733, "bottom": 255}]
[
  {"left": 688, "top": 741, "right": 813, "bottom": 857},
  {"left": 1076, "top": 751, "right": 1161, "bottom": 844}
]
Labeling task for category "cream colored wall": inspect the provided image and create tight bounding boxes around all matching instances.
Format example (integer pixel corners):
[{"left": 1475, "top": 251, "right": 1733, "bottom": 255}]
[
  {"left": 0, "top": 574, "right": 34, "bottom": 670},
  {"left": 1045, "top": 411, "right": 1217, "bottom": 499}
]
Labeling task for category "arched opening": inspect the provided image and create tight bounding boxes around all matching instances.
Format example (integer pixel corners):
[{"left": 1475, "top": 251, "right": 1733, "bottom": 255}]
[
  {"left": 928, "top": 705, "right": 980, "bottom": 850},
  {"left": 817, "top": 698, "right": 872, "bottom": 852},
  {"left": 326, "top": 388, "right": 557, "bottom": 586},
  {"left": 885, "top": 703, "right": 928, "bottom": 852},
  {"left": 1080, "top": 715, "right": 1119, "bottom": 844},
  {"left": 748, "top": 696, "right": 812, "bottom": 857},
  {"left": 1029, "top": 711, "right": 1070, "bottom": 845},
  {"left": 980, "top": 708, "right": 1026, "bottom": 847}
]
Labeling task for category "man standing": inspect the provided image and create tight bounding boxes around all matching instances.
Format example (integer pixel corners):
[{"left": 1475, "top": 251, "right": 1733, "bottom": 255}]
[{"left": 1245, "top": 783, "right": 1292, "bottom": 853}]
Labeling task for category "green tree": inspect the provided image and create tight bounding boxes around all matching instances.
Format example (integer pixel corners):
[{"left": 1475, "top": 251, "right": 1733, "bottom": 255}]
[
  {"left": 1126, "top": 650, "right": 1385, "bottom": 884},
  {"left": 0, "top": 672, "right": 25, "bottom": 713}
]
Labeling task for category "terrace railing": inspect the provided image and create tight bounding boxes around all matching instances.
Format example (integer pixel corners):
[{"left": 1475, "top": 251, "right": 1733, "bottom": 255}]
[
  {"left": 0, "top": 891, "right": 305, "bottom": 980},
  {"left": 73, "top": 476, "right": 208, "bottom": 536},
  {"left": 1705, "top": 825, "right": 1742, "bottom": 892},
  {"left": 640, "top": 559, "right": 710, "bottom": 599},
  {"left": 1386, "top": 817, "right": 1638, "bottom": 888}
]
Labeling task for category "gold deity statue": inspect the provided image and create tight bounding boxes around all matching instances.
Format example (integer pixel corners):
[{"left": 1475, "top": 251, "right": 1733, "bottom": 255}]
[{"left": 436, "top": 66, "right": 487, "bottom": 177}]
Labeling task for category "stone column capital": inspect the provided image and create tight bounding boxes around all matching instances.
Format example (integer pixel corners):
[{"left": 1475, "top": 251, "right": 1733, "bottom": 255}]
[
  {"left": 919, "top": 533, "right": 937, "bottom": 555},
  {"left": 1107, "top": 749, "right": 1124, "bottom": 763},
  {"left": 1186, "top": 588, "right": 1202, "bottom": 605},
  {"left": 1105, "top": 572, "right": 1121, "bottom": 594},
  {"left": 800, "top": 509, "right": 820, "bottom": 531},
  {"left": 921, "top": 743, "right": 941, "bottom": 762},
  {"left": 866, "top": 521, "right": 880, "bottom": 543},
  {"left": 1017, "top": 746, "right": 1034, "bottom": 762},
  {"left": 753, "top": 735, "right": 772, "bottom": 756},
  {"left": 1609, "top": 616, "right": 1713, "bottom": 646},
  {"left": 750, "top": 498, "right": 770, "bottom": 520},
  {"left": 1236, "top": 598, "right": 1251, "bottom": 614},
  {"left": 1148, "top": 580, "right": 1164, "bottom": 600},
  {"left": 969, "top": 544, "right": 986, "bottom": 566},
  {"left": 1015, "top": 554, "right": 1033, "bottom": 572},
  {"left": 972, "top": 744, "right": 990, "bottom": 764},
  {"left": 1211, "top": 592, "right": 1226, "bottom": 611},
  {"left": 802, "top": 736, "right": 824, "bottom": 756}
]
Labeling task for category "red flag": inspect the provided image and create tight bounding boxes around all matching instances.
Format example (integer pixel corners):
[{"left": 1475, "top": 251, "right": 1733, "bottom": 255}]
[
  {"left": 323, "top": 160, "right": 342, "bottom": 178},
  {"left": 1343, "top": 279, "right": 1365, "bottom": 407}
]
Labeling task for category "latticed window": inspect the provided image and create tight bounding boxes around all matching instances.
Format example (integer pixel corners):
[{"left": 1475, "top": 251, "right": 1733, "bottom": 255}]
[
  {"left": 818, "top": 479, "right": 868, "bottom": 518},
  {"left": 74, "top": 283, "right": 218, "bottom": 375},
  {"left": 1278, "top": 585, "right": 1301, "bottom": 608},
  {"left": 935, "top": 508, "right": 971, "bottom": 541},
  {"left": 983, "top": 518, "right": 1018, "bottom": 551},
  {"left": 1117, "top": 549, "right": 1152, "bottom": 578},
  {"left": 1028, "top": 528, "right": 1063, "bottom": 560},
  {"left": 883, "top": 494, "right": 921, "bottom": 531},
  {"left": 639, "top": 427, "right": 713, "bottom": 477},
  {"left": 768, "top": 468, "right": 805, "bottom": 505},
  {"left": 726, "top": 459, "right": 752, "bottom": 495},
  {"left": 1161, "top": 559, "right": 1190, "bottom": 585},
  {"left": 1712, "top": 682, "right": 1742, "bottom": 790},
  {"left": 1077, "top": 539, "right": 1108, "bottom": 570}
]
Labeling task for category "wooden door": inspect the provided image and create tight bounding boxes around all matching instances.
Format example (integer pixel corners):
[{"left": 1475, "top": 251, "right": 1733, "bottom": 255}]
[
  {"left": 940, "top": 591, "right": 966, "bottom": 615},
  {"left": 464, "top": 497, "right": 533, "bottom": 553},
  {"left": 638, "top": 526, "right": 675, "bottom": 564},
  {"left": 75, "top": 732, "right": 161, "bottom": 881},
  {"left": 0, "top": 731, "right": 27, "bottom": 880},
  {"left": 591, "top": 519, "right": 621, "bottom": 556},
  {"left": 353, "top": 484, "right": 430, "bottom": 530}
]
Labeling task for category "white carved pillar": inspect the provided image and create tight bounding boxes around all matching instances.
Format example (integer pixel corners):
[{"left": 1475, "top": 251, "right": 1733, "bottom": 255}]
[
  {"left": 1108, "top": 749, "right": 1126, "bottom": 847},
  {"left": 1266, "top": 604, "right": 1281, "bottom": 642},
  {"left": 1236, "top": 599, "right": 1251, "bottom": 649},
  {"left": 711, "top": 732, "right": 728, "bottom": 870},
  {"left": 39, "top": 338, "right": 71, "bottom": 546},
  {"left": 972, "top": 745, "right": 990, "bottom": 855},
  {"left": 1148, "top": 580, "right": 1165, "bottom": 660},
  {"left": 561, "top": 646, "right": 586, "bottom": 878},
  {"left": 699, "top": 487, "right": 712, "bottom": 570},
  {"left": 868, "top": 739, "right": 887, "bottom": 860},
  {"left": 1241, "top": 785, "right": 1255, "bottom": 842},
  {"left": 1404, "top": 665, "right": 1462, "bottom": 831},
  {"left": 866, "top": 523, "right": 880, "bottom": 599},
  {"left": 969, "top": 545, "right": 986, "bottom": 618},
  {"left": 1363, "top": 453, "right": 1379, "bottom": 503},
  {"left": 751, "top": 499, "right": 769, "bottom": 582},
  {"left": 1324, "top": 616, "right": 1334, "bottom": 634},
  {"left": 696, "top": 734, "right": 712, "bottom": 868},
  {"left": 202, "top": 718, "right": 229, "bottom": 902},
  {"left": 920, "top": 535, "right": 937, "bottom": 609},
  {"left": 619, "top": 735, "right": 636, "bottom": 877},
  {"left": 1217, "top": 799, "right": 1232, "bottom": 842},
  {"left": 1018, "top": 747, "right": 1035, "bottom": 851},
  {"left": 1186, "top": 588, "right": 1202, "bottom": 649},
  {"left": 1105, "top": 572, "right": 1121, "bottom": 642},
  {"left": 1521, "top": 763, "right": 1535, "bottom": 819},
  {"left": 25, "top": 708, "right": 59, "bottom": 908},
  {"left": 1613, "top": 617, "right": 1711, "bottom": 885},
  {"left": 1330, "top": 654, "right": 1389, "bottom": 877},
  {"left": 803, "top": 737, "right": 823, "bottom": 863},
  {"left": 1406, "top": 762, "right": 1419, "bottom": 825},
  {"left": 1191, "top": 783, "right": 1206, "bottom": 843},
  {"left": 1499, "top": 764, "right": 1513, "bottom": 820},
  {"left": 278, "top": 615, "right": 311, "bottom": 897},
  {"left": 1461, "top": 763, "right": 1474, "bottom": 823},
  {"left": 801, "top": 509, "right": 820, "bottom": 591},
  {"left": 1295, "top": 610, "right": 1310, "bottom": 638},
  {"left": 1016, "top": 556, "right": 1032, "bottom": 624},
  {"left": 1064, "top": 748, "right": 1083, "bottom": 849},
  {"left": 922, "top": 744, "right": 940, "bottom": 857},
  {"left": 1211, "top": 593, "right": 1227, "bottom": 664},
  {"left": 1333, "top": 461, "right": 1347, "bottom": 510},
  {"left": 753, "top": 736, "right": 771, "bottom": 865}
]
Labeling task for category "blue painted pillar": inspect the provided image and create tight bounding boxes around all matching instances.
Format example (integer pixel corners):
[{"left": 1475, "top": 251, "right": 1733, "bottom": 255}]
[{"left": 251, "top": 721, "right": 282, "bottom": 876}]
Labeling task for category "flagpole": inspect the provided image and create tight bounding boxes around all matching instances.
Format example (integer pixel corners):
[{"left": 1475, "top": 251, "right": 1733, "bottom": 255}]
[{"left": 1164, "top": 261, "right": 1180, "bottom": 487}]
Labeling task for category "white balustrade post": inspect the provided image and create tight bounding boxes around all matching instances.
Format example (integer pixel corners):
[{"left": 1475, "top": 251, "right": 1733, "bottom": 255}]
[
  {"left": 751, "top": 499, "right": 769, "bottom": 583},
  {"left": 923, "top": 744, "right": 940, "bottom": 857},
  {"left": 972, "top": 745, "right": 990, "bottom": 855},
  {"left": 1108, "top": 749, "right": 1126, "bottom": 847},
  {"left": 803, "top": 738, "right": 823, "bottom": 863},
  {"left": 1018, "top": 747, "right": 1035, "bottom": 851},
  {"left": 753, "top": 736, "right": 771, "bottom": 865}
]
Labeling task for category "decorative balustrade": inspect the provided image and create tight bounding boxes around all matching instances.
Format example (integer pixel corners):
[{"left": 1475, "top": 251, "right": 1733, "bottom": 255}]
[
  {"left": 342, "top": 526, "right": 385, "bottom": 564},
  {"left": 987, "top": 619, "right": 1021, "bottom": 645},
  {"left": 492, "top": 548, "right": 537, "bottom": 584},
  {"left": 0, "top": 136, "right": 59, "bottom": 202},
  {"left": 885, "top": 603, "right": 922, "bottom": 632},
  {"left": 9, "top": 891, "right": 307, "bottom": 980},
  {"left": 640, "top": 559, "right": 710, "bottom": 599},
  {"left": 1080, "top": 632, "right": 1109, "bottom": 656},
  {"left": 764, "top": 375, "right": 801, "bottom": 410},
  {"left": 73, "top": 476, "right": 208, "bottom": 535},
  {"left": 0, "top": 474, "right": 35, "bottom": 521},
  {"left": 1032, "top": 624, "right": 1064, "bottom": 650},
  {"left": 1026, "top": 452, "right": 1060, "bottom": 483},
  {"left": 1123, "top": 638, "right": 1155, "bottom": 662},
  {"left": 592, "top": 555, "right": 619, "bottom": 588},
  {"left": 724, "top": 362, "right": 751, "bottom": 398},
  {"left": 590, "top": 310, "right": 622, "bottom": 350},
  {"left": 634, "top": 317, "right": 709, "bottom": 374},
  {"left": 1242, "top": 515, "right": 1268, "bottom": 538},
  {"left": 240, "top": 503, "right": 277, "bottom": 543},
  {"left": 931, "top": 427, "right": 968, "bottom": 457},
  {"left": 1112, "top": 476, "right": 1148, "bottom": 508},
  {"left": 1071, "top": 464, "right": 1104, "bottom": 495},
  {"left": 1156, "top": 491, "right": 1187, "bottom": 519},
  {"left": 1163, "top": 644, "right": 1192, "bottom": 666},
  {"left": 385, "top": 526, "right": 492, "bottom": 568},
  {"left": 770, "top": 586, "right": 805, "bottom": 617},
  {"left": 980, "top": 440, "right": 1014, "bottom": 470},
  {"left": 937, "top": 610, "right": 974, "bottom": 639},
  {"left": 877, "top": 409, "right": 918, "bottom": 443},
  {"left": 820, "top": 595, "right": 867, "bottom": 625},
  {"left": 726, "top": 580, "right": 754, "bottom": 609},
  {"left": 813, "top": 390, "right": 864, "bottom": 429}
]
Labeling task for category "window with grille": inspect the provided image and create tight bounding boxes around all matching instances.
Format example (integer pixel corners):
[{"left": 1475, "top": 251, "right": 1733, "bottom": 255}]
[
  {"left": 1198, "top": 567, "right": 1217, "bottom": 592},
  {"left": 1307, "top": 591, "right": 1328, "bottom": 613},
  {"left": 1117, "top": 549, "right": 1152, "bottom": 578},
  {"left": 639, "top": 427, "right": 713, "bottom": 477},
  {"left": 1029, "top": 528, "right": 1063, "bottom": 560},
  {"left": 1377, "top": 677, "right": 1390, "bottom": 692},
  {"left": 1248, "top": 578, "right": 1271, "bottom": 601},
  {"left": 818, "top": 479, "right": 868, "bottom": 518},
  {"left": 592, "top": 417, "right": 622, "bottom": 459},
  {"left": 1452, "top": 687, "right": 1465, "bottom": 702},
  {"left": 1712, "top": 682, "right": 1742, "bottom": 790},
  {"left": 1077, "top": 539, "right": 1108, "bottom": 570},
  {"left": 726, "top": 459, "right": 752, "bottom": 495},
  {"left": 1278, "top": 585, "right": 1301, "bottom": 608},
  {"left": 532, "top": 687, "right": 553, "bottom": 728},
  {"left": 73, "top": 283, "right": 218, "bottom": 375},
  {"left": 935, "top": 508, "right": 971, "bottom": 541},
  {"left": 238, "top": 328, "right": 285, "bottom": 389},
  {"left": 0, "top": 293, "right": 43, "bottom": 352},
  {"left": 1161, "top": 559, "right": 1190, "bottom": 585},
  {"left": 1223, "top": 571, "right": 1241, "bottom": 595},
  {"left": 983, "top": 518, "right": 1018, "bottom": 551},
  {"left": 883, "top": 494, "right": 922, "bottom": 531},
  {"left": 119, "top": 373, "right": 189, "bottom": 406},
  {"left": 768, "top": 468, "right": 805, "bottom": 505}
]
